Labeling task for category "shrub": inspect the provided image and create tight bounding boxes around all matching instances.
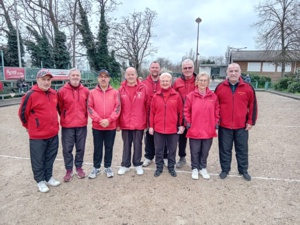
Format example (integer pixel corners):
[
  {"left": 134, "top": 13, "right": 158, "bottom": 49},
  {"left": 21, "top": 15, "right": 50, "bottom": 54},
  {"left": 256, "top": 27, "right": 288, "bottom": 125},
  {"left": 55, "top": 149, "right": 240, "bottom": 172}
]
[
  {"left": 287, "top": 81, "right": 300, "bottom": 93},
  {"left": 273, "top": 77, "right": 292, "bottom": 91}
]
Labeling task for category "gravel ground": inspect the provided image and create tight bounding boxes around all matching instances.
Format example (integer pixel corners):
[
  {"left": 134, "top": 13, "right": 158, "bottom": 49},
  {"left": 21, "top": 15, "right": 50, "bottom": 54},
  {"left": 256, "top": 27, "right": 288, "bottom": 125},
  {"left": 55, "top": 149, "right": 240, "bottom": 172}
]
[{"left": 0, "top": 91, "right": 299, "bottom": 225}]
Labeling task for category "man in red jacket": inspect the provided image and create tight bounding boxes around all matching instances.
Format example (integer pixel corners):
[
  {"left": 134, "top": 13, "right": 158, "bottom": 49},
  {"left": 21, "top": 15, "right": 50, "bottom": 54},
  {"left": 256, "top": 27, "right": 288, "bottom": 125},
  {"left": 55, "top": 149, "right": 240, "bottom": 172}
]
[
  {"left": 57, "top": 68, "right": 90, "bottom": 182},
  {"left": 117, "top": 67, "right": 148, "bottom": 176},
  {"left": 173, "top": 59, "right": 197, "bottom": 168},
  {"left": 215, "top": 63, "right": 258, "bottom": 181},
  {"left": 88, "top": 69, "right": 120, "bottom": 179},
  {"left": 19, "top": 69, "right": 60, "bottom": 193}
]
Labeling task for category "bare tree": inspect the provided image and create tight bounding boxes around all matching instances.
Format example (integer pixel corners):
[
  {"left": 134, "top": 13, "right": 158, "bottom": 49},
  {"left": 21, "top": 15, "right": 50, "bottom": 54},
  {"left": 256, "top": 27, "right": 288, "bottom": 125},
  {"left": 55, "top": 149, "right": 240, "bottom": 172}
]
[
  {"left": 111, "top": 8, "right": 157, "bottom": 74},
  {"left": 253, "top": 0, "right": 300, "bottom": 77}
]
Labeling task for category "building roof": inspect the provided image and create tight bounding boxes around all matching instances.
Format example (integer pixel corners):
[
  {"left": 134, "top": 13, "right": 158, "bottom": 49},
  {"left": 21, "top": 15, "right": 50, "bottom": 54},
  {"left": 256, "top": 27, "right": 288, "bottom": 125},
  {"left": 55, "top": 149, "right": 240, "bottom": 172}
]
[{"left": 231, "top": 50, "right": 300, "bottom": 62}]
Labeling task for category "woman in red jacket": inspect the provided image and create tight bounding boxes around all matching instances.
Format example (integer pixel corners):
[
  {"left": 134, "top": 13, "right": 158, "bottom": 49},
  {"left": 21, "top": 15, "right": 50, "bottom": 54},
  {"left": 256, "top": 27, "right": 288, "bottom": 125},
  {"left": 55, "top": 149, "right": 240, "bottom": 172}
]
[
  {"left": 149, "top": 73, "right": 184, "bottom": 177},
  {"left": 184, "top": 72, "right": 219, "bottom": 180}
]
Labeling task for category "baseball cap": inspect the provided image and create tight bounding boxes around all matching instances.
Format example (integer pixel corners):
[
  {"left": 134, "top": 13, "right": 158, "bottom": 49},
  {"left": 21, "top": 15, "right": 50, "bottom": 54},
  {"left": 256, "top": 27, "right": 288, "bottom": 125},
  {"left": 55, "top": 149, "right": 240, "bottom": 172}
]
[
  {"left": 98, "top": 69, "right": 110, "bottom": 77},
  {"left": 36, "top": 69, "right": 53, "bottom": 78}
]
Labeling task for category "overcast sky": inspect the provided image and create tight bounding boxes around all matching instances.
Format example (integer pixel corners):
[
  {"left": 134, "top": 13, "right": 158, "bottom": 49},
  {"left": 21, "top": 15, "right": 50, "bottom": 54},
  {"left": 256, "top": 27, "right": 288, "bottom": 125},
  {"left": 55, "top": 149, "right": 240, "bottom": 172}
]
[{"left": 112, "top": 0, "right": 262, "bottom": 64}]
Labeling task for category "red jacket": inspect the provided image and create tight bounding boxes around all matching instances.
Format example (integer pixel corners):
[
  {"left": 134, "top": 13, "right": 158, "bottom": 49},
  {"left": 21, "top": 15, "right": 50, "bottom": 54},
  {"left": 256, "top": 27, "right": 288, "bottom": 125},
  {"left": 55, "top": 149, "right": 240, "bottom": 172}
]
[
  {"left": 172, "top": 73, "right": 197, "bottom": 101},
  {"left": 88, "top": 85, "right": 120, "bottom": 130},
  {"left": 118, "top": 80, "right": 148, "bottom": 130},
  {"left": 57, "top": 83, "right": 89, "bottom": 128},
  {"left": 142, "top": 75, "right": 162, "bottom": 101},
  {"left": 214, "top": 78, "right": 258, "bottom": 129},
  {"left": 184, "top": 88, "right": 220, "bottom": 139},
  {"left": 150, "top": 88, "right": 183, "bottom": 134},
  {"left": 18, "top": 85, "right": 59, "bottom": 139}
]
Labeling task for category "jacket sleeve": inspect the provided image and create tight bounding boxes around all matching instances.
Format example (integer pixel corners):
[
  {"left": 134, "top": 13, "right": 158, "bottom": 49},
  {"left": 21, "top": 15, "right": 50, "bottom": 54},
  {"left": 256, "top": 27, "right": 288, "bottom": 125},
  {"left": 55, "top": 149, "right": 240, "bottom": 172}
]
[
  {"left": 177, "top": 94, "right": 183, "bottom": 126},
  {"left": 87, "top": 91, "right": 102, "bottom": 123},
  {"left": 18, "top": 94, "right": 31, "bottom": 129},
  {"left": 149, "top": 95, "right": 155, "bottom": 128},
  {"left": 183, "top": 95, "right": 192, "bottom": 128},
  {"left": 214, "top": 94, "right": 220, "bottom": 125},
  {"left": 247, "top": 87, "right": 258, "bottom": 125},
  {"left": 108, "top": 91, "right": 121, "bottom": 123},
  {"left": 57, "top": 89, "right": 63, "bottom": 115}
]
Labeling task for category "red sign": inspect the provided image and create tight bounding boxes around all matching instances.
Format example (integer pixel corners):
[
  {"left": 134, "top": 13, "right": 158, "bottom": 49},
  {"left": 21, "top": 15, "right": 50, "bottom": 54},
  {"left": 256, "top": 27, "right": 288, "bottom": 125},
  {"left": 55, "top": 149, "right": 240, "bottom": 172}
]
[{"left": 4, "top": 67, "right": 25, "bottom": 80}]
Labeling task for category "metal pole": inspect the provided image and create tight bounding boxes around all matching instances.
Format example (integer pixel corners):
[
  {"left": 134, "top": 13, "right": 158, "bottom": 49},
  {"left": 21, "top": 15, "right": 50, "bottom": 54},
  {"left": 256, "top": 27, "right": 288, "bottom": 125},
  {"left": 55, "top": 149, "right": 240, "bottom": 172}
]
[
  {"left": 195, "top": 17, "right": 202, "bottom": 74},
  {"left": 14, "top": 0, "right": 22, "bottom": 67},
  {"left": 0, "top": 50, "right": 4, "bottom": 80}
]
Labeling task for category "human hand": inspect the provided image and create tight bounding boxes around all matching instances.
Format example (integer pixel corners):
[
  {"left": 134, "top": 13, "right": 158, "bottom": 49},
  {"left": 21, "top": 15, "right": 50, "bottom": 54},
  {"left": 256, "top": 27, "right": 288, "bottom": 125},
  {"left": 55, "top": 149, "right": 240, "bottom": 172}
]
[
  {"left": 100, "top": 119, "right": 110, "bottom": 128},
  {"left": 149, "top": 127, "right": 154, "bottom": 135},
  {"left": 116, "top": 127, "right": 120, "bottom": 132},
  {"left": 245, "top": 124, "right": 252, "bottom": 130},
  {"left": 177, "top": 126, "right": 185, "bottom": 134}
]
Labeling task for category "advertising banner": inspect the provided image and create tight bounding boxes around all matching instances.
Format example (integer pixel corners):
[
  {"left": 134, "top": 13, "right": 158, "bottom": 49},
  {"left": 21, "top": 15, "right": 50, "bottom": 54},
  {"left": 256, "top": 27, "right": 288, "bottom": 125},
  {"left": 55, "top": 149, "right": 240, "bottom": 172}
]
[{"left": 4, "top": 67, "right": 25, "bottom": 80}]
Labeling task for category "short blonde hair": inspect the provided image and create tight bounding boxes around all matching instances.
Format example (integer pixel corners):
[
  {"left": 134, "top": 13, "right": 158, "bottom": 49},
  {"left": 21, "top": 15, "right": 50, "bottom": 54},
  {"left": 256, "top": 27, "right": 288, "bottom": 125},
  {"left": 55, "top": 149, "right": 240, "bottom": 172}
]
[
  {"left": 160, "top": 72, "right": 172, "bottom": 81},
  {"left": 196, "top": 72, "right": 210, "bottom": 86}
]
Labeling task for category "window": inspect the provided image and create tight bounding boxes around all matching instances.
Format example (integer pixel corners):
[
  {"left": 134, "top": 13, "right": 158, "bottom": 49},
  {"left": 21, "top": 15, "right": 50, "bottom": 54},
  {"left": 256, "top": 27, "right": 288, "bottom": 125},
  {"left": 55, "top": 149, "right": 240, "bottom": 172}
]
[
  {"left": 262, "top": 63, "right": 275, "bottom": 72},
  {"left": 247, "top": 62, "right": 261, "bottom": 72}
]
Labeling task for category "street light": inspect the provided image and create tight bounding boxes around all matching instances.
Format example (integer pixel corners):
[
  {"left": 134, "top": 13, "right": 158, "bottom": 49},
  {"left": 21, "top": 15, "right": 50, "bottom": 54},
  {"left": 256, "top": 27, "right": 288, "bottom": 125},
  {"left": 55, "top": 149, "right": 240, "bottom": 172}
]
[
  {"left": 195, "top": 17, "right": 202, "bottom": 74},
  {"left": 14, "top": 0, "right": 22, "bottom": 67}
]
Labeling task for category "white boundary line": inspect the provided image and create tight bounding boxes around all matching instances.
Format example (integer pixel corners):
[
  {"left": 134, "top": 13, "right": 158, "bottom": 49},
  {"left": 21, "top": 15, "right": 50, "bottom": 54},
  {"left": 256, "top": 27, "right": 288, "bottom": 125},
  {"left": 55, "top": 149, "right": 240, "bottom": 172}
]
[{"left": 1, "top": 154, "right": 300, "bottom": 183}]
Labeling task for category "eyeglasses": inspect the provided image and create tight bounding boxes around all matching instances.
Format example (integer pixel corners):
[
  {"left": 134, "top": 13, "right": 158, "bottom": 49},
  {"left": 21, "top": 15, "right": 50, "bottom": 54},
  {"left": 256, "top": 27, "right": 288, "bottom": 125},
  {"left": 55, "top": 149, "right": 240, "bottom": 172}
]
[
  {"left": 99, "top": 76, "right": 109, "bottom": 79},
  {"left": 183, "top": 67, "right": 193, "bottom": 70},
  {"left": 198, "top": 79, "right": 208, "bottom": 82}
]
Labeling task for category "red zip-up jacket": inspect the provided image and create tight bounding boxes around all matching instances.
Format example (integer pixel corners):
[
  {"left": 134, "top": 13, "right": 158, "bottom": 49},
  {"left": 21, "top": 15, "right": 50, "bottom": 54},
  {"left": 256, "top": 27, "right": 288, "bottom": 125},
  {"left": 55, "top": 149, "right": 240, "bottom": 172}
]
[
  {"left": 88, "top": 85, "right": 121, "bottom": 130},
  {"left": 214, "top": 78, "right": 258, "bottom": 129},
  {"left": 184, "top": 88, "right": 220, "bottom": 139},
  {"left": 18, "top": 85, "right": 59, "bottom": 139},
  {"left": 118, "top": 80, "right": 148, "bottom": 130},
  {"left": 150, "top": 88, "right": 183, "bottom": 134},
  {"left": 57, "top": 83, "right": 89, "bottom": 128},
  {"left": 172, "top": 73, "right": 197, "bottom": 101}
]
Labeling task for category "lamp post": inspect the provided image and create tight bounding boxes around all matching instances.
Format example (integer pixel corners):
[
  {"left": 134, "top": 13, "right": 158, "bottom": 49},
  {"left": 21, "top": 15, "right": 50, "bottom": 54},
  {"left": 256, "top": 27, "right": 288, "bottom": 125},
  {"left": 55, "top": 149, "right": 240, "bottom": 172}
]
[
  {"left": 195, "top": 17, "right": 202, "bottom": 74},
  {"left": 14, "top": 0, "right": 22, "bottom": 67}
]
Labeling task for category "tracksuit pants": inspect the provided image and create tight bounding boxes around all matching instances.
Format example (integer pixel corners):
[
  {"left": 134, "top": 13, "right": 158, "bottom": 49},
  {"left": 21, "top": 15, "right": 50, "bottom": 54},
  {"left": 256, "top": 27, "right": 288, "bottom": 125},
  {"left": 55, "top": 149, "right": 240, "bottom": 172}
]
[
  {"left": 189, "top": 138, "right": 213, "bottom": 170},
  {"left": 178, "top": 129, "right": 188, "bottom": 158},
  {"left": 62, "top": 127, "right": 87, "bottom": 170},
  {"left": 29, "top": 135, "right": 59, "bottom": 183},
  {"left": 121, "top": 130, "right": 144, "bottom": 167},
  {"left": 144, "top": 130, "right": 168, "bottom": 160},
  {"left": 154, "top": 132, "right": 178, "bottom": 172},
  {"left": 92, "top": 129, "right": 116, "bottom": 169},
  {"left": 218, "top": 126, "right": 249, "bottom": 174}
]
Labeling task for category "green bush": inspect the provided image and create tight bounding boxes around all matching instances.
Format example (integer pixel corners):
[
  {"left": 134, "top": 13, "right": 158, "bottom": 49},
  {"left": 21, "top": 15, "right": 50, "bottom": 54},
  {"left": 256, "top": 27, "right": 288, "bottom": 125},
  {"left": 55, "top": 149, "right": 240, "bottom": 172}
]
[
  {"left": 273, "top": 77, "right": 292, "bottom": 91},
  {"left": 287, "top": 81, "right": 300, "bottom": 93},
  {"left": 248, "top": 73, "right": 272, "bottom": 88}
]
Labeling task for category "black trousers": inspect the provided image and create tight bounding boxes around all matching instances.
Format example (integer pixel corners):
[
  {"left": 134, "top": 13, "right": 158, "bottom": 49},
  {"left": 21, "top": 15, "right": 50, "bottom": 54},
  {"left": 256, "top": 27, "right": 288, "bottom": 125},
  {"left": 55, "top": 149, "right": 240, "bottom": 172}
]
[
  {"left": 121, "top": 130, "right": 144, "bottom": 167},
  {"left": 154, "top": 132, "right": 178, "bottom": 171},
  {"left": 189, "top": 138, "right": 213, "bottom": 170},
  {"left": 62, "top": 127, "right": 87, "bottom": 170},
  {"left": 144, "top": 130, "right": 168, "bottom": 160},
  {"left": 218, "top": 126, "right": 249, "bottom": 174},
  {"left": 92, "top": 129, "right": 116, "bottom": 168},
  {"left": 29, "top": 135, "right": 59, "bottom": 183},
  {"left": 178, "top": 129, "right": 188, "bottom": 157}
]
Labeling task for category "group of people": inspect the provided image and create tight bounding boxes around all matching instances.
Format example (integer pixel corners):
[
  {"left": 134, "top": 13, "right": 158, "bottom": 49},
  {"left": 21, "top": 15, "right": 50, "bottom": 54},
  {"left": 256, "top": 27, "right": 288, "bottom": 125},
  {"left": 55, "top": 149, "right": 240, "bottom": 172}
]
[{"left": 18, "top": 60, "right": 258, "bottom": 193}]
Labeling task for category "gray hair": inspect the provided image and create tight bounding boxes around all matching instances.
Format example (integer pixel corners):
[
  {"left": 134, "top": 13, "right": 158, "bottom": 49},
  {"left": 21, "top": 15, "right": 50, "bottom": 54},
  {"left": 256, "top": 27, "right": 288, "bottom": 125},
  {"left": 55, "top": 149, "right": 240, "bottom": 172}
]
[
  {"left": 160, "top": 72, "right": 172, "bottom": 81},
  {"left": 182, "top": 59, "right": 194, "bottom": 67},
  {"left": 67, "top": 68, "right": 81, "bottom": 76}
]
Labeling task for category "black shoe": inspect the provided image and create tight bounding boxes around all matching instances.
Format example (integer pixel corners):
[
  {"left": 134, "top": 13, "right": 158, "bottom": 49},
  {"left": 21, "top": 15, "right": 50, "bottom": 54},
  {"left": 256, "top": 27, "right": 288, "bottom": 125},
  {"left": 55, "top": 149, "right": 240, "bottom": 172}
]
[
  {"left": 154, "top": 170, "right": 162, "bottom": 177},
  {"left": 169, "top": 170, "right": 177, "bottom": 177},
  {"left": 219, "top": 171, "right": 228, "bottom": 179},
  {"left": 239, "top": 172, "right": 251, "bottom": 181}
]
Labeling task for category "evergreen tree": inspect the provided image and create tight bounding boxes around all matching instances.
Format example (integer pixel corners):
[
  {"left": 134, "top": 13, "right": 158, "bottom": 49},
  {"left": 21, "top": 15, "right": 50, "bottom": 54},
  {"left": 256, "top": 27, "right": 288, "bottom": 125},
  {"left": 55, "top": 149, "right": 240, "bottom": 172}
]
[{"left": 53, "top": 28, "right": 71, "bottom": 69}]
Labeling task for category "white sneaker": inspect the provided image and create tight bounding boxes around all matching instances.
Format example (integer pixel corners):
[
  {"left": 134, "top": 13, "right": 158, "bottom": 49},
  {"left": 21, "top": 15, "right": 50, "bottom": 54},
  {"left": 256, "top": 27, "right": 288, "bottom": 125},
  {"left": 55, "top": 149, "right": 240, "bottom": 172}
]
[
  {"left": 104, "top": 167, "right": 114, "bottom": 178},
  {"left": 135, "top": 166, "right": 144, "bottom": 175},
  {"left": 142, "top": 158, "right": 152, "bottom": 167},
  {"left": 118, "top": 166, "right": 130, "bottom": 175},
  {"left": 163, "top": 158, "right": 168, "bottom": 167},
  {"left": 46, "top": 177, "right": 61, "bottom": 186},
  {"left": 88, "top": 167, "right": 101, "bottom": 179},
  {"left": 200, "top": 168, "right": 210, "bottom": 179},
  {"left": 192, "top": 169, "right": 199, "bottom": 180},
  {"left": 37, "top": 181, "right": 49, "bottom": 193}
]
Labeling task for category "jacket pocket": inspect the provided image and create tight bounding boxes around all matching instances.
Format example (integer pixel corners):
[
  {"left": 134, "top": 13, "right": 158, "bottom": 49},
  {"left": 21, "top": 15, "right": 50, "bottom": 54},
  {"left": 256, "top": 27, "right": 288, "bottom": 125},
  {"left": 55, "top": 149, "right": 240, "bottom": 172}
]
[{"left": 35, "top": 118, "right": 40, "bottom": 128}]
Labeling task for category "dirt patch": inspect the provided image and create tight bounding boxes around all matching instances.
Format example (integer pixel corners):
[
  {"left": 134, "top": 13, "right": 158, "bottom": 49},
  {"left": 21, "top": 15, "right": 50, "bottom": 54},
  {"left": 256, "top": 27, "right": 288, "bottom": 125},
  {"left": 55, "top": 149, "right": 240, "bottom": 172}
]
[{"left": 0, "top": 92, "right": 300, "bottom": 225}]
